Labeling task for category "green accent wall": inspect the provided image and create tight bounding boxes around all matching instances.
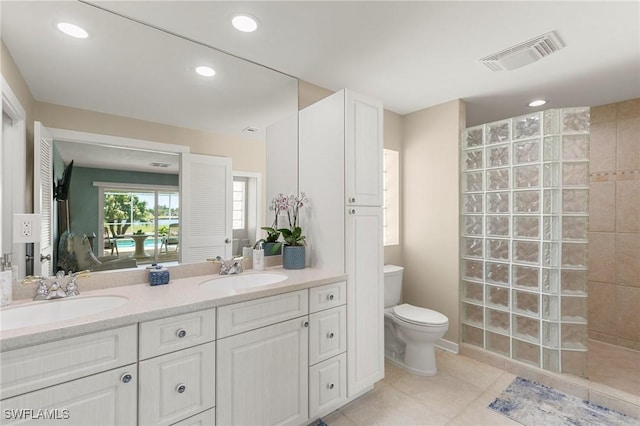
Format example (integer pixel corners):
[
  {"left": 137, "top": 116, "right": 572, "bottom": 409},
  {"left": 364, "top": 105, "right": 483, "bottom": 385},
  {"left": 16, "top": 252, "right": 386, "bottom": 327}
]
[{"left": 67, "top": 166, "right": 178, "bottom": 252}]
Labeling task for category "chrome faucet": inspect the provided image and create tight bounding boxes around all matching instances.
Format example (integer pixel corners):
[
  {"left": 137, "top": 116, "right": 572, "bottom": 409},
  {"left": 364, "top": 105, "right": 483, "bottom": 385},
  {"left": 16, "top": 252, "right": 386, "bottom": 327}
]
[
  {"left": 210, "top": 256, "right": 244, "bottom": 275},
  {"left": 27, "top": 270, "right": 86, "bottom": 301}
]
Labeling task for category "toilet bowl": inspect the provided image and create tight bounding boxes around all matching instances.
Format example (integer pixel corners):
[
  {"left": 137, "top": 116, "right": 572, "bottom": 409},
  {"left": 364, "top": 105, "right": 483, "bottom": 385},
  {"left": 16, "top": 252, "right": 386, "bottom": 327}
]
[{"left": 384, "top": 265, "right": 449, "bottom": 376}]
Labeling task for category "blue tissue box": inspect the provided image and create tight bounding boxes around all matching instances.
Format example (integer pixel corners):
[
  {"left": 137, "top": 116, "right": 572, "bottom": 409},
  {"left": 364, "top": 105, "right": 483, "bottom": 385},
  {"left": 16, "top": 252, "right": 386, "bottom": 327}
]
[{"left": 149, "top": 267, "right": 170, "bottom": 286}]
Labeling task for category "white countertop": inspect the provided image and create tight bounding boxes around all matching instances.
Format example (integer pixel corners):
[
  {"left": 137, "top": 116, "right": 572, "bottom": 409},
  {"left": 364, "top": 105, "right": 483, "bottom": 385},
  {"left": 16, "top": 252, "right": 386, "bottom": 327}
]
[{"left": 0, "top": 267, "right": 346, "bottom": 352}]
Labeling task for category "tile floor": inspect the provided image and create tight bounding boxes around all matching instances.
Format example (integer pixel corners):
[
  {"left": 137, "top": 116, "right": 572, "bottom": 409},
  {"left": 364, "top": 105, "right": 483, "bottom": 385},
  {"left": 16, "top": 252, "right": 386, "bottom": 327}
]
[
  {"left": 588, "top": 339, "right": 640, "bottom": 397},
  {"left": 323, "top": 350, "right": 520, "bottom": 425}
]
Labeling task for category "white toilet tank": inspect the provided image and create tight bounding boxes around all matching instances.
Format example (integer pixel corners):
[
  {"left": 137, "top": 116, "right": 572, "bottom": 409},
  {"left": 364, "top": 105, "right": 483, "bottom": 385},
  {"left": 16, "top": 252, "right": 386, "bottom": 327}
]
[{"left": 384, "top": 264, "right": 404, "bottom": 308}]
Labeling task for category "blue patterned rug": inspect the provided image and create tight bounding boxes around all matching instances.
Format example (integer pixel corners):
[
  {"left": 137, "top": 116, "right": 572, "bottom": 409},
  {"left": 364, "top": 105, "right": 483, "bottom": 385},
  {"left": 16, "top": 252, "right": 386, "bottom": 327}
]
[{"left": 489, "top": 377, "right": 637, "bottom": 425}]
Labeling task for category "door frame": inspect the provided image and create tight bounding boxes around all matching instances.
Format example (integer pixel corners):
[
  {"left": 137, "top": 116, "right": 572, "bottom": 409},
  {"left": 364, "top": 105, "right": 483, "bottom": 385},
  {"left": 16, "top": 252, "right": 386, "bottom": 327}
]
[{"left": 1, "top": 75, "right": 27, "bottom": 278}]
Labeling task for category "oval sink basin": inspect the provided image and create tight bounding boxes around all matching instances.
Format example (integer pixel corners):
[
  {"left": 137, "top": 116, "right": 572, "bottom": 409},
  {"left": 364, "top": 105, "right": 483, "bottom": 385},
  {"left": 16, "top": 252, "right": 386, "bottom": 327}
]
[
  {"left": 200, "top": 273, "right": 288, "bottom": 291},
  {"left": 0, "top": 296, "right": 129, "bottom": 331}
]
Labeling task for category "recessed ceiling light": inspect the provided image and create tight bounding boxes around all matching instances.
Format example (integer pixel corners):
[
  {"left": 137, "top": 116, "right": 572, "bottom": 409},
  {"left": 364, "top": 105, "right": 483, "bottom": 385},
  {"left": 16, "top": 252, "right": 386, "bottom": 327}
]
[
  {"left": 528, "top": 99, "right": 547, "bottom": 107},
  {"left": 196, "top": 66, "right": 216, "bottom": 77},
  {"left": 232, "top": 14, "right": 258, "bottom": 32},
  {"left": 57, "top": 22, "right": 88, "bottom": 39}
]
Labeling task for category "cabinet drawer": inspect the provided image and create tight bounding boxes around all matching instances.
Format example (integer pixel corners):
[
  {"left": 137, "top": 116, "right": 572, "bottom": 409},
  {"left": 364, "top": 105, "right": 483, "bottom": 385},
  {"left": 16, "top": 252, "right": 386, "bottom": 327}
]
[
  {"left": 309, "top": 281, "right": 346, "bottom": 313},
  {"left": 309, "top": 305, "right": 346, "bottom": 365},
  {"left": 217, "top": 289, "right": 308, "bottom": 338},
  {"left": 171, "top": 408, "right": 215, "bottom": 426},
  {"left": 139, "top": 308, "right": 216, "bottom": 359},
  {"left": 1, "top": 364, "right": 137, "bottom": 426},
  {"left": 309, "top": 353, "right": 347, "bottom": 419},
  {"left": 0, "top": 325, "right": 137, "bottom": 400},
  {"left": 139, "top": 342, "right": 216, "bottom": 426}
]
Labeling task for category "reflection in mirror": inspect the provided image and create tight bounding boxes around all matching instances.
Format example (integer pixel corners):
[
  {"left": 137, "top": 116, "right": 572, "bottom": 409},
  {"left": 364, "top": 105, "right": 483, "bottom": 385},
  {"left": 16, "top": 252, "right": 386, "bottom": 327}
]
[{"left": 1, "top": 1, "right": 298, "bottom": 275}]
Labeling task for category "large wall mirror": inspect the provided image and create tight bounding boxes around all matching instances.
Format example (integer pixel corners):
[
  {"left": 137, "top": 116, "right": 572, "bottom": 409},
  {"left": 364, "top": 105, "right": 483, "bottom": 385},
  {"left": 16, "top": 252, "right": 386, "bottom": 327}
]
[{"left": 1, "top": 1, "right": 298, "bottom": 276}]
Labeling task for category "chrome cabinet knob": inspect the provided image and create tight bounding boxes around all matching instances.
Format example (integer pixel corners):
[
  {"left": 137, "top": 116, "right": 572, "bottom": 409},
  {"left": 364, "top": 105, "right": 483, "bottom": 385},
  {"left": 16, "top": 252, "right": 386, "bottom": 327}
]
[
  {"left": 349, "top": 197, "right": 356, "bottom": 203},
  {"left": 121, "top": 373, "right": 133, "bottom": 384},
  {"left": 349, "top": 209, "right": 356, "bottom": 214},
  {"left": 176, "top": 384, "right": 186, "bottom": 393},
  {"left": 328, "top": 383, "right": 335, "bottom": 390},
  {"left": 303, "top": 320, "right": 309, "bottom": 328},
  {"left": 327, "top": 294, "right": 335, "bottom": 301},
  {"left": 327, "top": 332, "right": 335, "bottom": 339},
  {"left": 176, "top": 329, "right": 187, "bottom": 338}
]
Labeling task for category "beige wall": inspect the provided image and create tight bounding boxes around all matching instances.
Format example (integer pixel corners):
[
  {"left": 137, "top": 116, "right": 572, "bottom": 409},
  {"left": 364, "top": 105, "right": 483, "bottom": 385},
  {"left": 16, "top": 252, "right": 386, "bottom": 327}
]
[
  {"left": 402, "top": 99, "right": 464, "bottom": 343},
  {"left": 35, "top": 102, "right": 265, "bottom": 174},
  {"left": 588, "top": 98, "right": 640, "bottom": 351}
]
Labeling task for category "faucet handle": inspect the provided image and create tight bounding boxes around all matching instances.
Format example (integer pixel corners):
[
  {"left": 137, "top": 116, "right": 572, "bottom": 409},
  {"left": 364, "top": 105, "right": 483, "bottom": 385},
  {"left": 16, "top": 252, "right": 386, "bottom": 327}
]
[
  {"left": 33, "top": 279, "right": 49, "bottom": 300},
  {"left": 65, "top": 277, "right": 79, "bottom": 297}
]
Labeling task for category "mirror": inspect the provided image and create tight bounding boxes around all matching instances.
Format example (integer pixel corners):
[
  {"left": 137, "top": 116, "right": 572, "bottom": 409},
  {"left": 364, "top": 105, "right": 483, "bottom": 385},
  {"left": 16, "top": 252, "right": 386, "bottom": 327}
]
[{"left": 1, "top": 1, "right": 298, "bottom": 273}]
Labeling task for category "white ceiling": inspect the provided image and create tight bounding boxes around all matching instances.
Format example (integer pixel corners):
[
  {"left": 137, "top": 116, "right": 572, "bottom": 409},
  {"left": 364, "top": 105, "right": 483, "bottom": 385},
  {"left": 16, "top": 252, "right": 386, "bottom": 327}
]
[{"left": 90, "top": 0, "right": 640, "bottom": 126}]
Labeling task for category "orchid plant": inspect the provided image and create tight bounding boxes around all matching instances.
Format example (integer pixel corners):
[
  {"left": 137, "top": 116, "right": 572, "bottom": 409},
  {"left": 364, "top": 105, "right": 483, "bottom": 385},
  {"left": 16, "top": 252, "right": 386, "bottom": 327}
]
[{"left": 277, "top": 192, "right": 309, "bottom": 247}]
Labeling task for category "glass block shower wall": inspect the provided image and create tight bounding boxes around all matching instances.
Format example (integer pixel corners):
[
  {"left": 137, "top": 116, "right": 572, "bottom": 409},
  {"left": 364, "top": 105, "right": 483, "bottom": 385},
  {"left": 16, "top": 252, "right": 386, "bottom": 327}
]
[{"left": 460, "top": 108, "right": 590, "bottom": 376}]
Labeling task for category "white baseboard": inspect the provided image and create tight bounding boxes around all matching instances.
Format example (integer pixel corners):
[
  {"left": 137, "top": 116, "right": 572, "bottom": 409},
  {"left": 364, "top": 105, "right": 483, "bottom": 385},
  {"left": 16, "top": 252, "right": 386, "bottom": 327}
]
[{"left": 435, "top": 338, "right": 458, "bottom": 354}]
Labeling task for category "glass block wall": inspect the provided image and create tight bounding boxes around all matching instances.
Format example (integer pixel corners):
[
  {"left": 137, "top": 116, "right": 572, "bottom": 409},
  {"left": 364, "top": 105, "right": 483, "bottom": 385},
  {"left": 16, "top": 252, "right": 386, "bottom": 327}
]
[{"left": 460, "top": 108, "right": 590, "bottom": 376}]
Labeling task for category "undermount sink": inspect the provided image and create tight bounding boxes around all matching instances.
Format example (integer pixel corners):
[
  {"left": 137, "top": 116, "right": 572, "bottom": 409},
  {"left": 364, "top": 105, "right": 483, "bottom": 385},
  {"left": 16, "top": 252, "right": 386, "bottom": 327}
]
[
  {"left": 0, "top": 296, "right": 129, "bottom": 331},
  {"left": 200, "top": 273, "right": 288, "bottom": 291}
]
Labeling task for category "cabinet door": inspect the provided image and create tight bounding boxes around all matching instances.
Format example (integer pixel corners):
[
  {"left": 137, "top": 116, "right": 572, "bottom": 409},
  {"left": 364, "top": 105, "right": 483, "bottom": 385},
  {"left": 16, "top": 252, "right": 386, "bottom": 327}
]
[
  {"left": 309, "top": 306, "right": 346, "bottom": 365},
  {"left": 309, "top": 353, "right": 347, "bottom": 419},
  {"left": 139, "top": 342, "right": 216, "bottom": 426},
  {"left": 345, "top": 90, "right": 383, "bottom": 207},
  {"left": 217, "top": 317, "right": 309, "bottom": 426},
  {"left": 346, "top": 206, "right": 384, "bottom": 397},
  {"left": 1, "top": 365, "right": 137, "bottom": 426}
]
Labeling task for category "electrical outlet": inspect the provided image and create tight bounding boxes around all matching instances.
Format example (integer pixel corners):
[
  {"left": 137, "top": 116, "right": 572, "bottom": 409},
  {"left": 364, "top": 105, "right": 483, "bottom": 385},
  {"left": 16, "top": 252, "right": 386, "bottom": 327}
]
[{"left": 13, "top": 214, "right": 42, "bottom": 243}]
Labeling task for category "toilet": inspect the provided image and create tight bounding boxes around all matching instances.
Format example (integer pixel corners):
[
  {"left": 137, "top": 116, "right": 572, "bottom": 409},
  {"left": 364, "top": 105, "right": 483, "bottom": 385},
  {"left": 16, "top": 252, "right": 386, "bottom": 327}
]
[{"left": 384, "top": 264, "right": 449, "bottom": 376}]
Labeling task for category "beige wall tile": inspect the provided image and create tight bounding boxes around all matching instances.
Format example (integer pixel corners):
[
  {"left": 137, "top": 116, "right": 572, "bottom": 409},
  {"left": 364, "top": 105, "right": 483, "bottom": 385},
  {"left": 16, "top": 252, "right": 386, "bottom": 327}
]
[
  {"left": 616, "top": 117, "right": 640, "bottom": 171},
  {"left": 616, "top": 98, "right": 640, "bottom": 120},
  {"left": 589, "top": 121, "right": 617, "bottom": 173},
  {"left": 616, "top": 337, "right": 640, "bottom": 351},
  {"left": 588, "top": 331, "right": 618, "bottom": 345},
  {"left": 588, "top": 281, "right": 617, "bottom": 335},
  {"left": 617, "top": 233, "right": 640, "bottom": 287},
  {"left": 590, "top": 103, "right": 617, "bottom": 124},
  {"left": 588, "top": 233, "right": 616, "bottom": 283},
  {"left": 616, "top": 180, "right": 640, "bottom": 233},
  {"left": 616, "top": 285, "right": 640, "bottom": 342},
  {"left": 589, "top": 181, "right": 616, "bottom": 232}
]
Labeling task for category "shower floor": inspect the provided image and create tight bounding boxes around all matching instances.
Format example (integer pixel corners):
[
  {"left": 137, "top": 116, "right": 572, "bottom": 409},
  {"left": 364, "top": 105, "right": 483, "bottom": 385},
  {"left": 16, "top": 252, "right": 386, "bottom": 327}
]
[{"left": 588, "top": 339, "right": 640, "bottom": 397}]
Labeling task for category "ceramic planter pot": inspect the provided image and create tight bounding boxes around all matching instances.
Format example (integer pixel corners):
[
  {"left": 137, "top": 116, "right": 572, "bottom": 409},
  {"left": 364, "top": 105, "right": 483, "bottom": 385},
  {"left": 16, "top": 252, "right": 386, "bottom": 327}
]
[{"left": 283, "top": 245, "right": 305, "bottom": 269}]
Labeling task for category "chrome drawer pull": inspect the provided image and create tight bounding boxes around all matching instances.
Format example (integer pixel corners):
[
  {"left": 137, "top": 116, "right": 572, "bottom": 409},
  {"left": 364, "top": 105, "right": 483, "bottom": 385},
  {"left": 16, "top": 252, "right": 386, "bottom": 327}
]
[
  {"left": 121, "top": 373, "right": 133, "bottom": 384},
  {"left": 176, "top": 383, "right": 186, "bottom": 393},
  {"left": 176, "top": 329, "right": 187, "bottom": 338},
  {"left": 327, "top": 294, "right": 335, "bottom": 301},
  {"left": 327, "top": 332, "right": 335, "bottom": 339},
  {"left": 303, "top": 320, "right": 309, "bottom": 328},
  {"left": 328, "top": 383, "right": 335, "bottom": 390}
]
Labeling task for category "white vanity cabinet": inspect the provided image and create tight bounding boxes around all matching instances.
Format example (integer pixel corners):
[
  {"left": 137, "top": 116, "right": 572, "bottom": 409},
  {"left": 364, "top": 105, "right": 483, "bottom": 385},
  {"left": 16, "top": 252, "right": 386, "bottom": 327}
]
[
  {"left": 216, "top": 291, "right": 309, "bottom": 426},
  {"left": 138, "top": 309, "right": 216, "bottom": 426},
  {"left": 0, "top": 325, "right": 138, "bottom": 425}
]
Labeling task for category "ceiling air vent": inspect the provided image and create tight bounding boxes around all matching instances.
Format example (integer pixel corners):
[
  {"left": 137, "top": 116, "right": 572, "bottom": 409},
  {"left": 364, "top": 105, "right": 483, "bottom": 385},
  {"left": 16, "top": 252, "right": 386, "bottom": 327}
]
[
  {"left": 149, "top": 162, "right": 171, "bottom": 168},
  {"left": 480, "top": 31, "right": 565, "bottom": 71},
  {"left": 242, "top": 126, "right": 260, "bottom": 134}
]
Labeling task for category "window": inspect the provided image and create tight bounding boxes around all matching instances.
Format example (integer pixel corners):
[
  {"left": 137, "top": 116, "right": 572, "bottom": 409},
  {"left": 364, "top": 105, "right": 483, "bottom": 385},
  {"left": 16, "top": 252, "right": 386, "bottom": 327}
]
[
  {"left": 232, "top": 178, "right": 247, "bottom": 230},
  {"left": 383, "top": 149, "right": 400, "bottom": 246},
  {"left": 101, "top": 185, "right": 179, "bottom": 263}
]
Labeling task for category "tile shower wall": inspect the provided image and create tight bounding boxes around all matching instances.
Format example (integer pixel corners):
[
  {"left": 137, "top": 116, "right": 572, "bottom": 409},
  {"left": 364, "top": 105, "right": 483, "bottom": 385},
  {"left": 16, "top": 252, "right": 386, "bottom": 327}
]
[
  {"left": 461, "top": 108, "right": 590, "bottom": 376},
  {"left": 588, "top": 98, "right": 640, "bottom": 351}
]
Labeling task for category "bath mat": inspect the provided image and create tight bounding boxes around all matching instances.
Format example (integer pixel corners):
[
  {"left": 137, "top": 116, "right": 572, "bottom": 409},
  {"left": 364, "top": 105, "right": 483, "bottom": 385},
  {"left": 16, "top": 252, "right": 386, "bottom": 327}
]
[{"left": 488, "top": 376, "right": 636, "bottom": 425}]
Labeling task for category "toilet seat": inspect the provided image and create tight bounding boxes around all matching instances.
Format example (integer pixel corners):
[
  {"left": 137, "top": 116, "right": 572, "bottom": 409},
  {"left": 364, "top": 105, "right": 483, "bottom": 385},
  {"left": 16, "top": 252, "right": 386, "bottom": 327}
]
[{"left": 392, "top": 303, "right": 448, "bottom": 327}]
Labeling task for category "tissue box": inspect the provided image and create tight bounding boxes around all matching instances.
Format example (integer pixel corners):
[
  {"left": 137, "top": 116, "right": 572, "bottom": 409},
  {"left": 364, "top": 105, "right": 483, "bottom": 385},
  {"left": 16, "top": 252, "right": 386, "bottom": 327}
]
[{"left": 149, "top": 267, "right": 170, "bottom": 286}]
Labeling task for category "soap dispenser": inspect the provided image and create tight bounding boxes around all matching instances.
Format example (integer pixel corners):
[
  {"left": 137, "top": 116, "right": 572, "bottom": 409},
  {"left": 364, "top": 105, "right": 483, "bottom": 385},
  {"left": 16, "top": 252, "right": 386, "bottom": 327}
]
[{"left": 253, "top": 241, "right": 264, "bottom": 271}]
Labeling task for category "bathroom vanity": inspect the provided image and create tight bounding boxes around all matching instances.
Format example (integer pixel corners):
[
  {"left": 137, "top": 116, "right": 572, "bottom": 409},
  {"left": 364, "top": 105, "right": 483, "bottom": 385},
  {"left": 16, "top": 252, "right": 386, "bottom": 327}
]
[{"left": 0, "top": 268, "right": 350, "bottom": 426}]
